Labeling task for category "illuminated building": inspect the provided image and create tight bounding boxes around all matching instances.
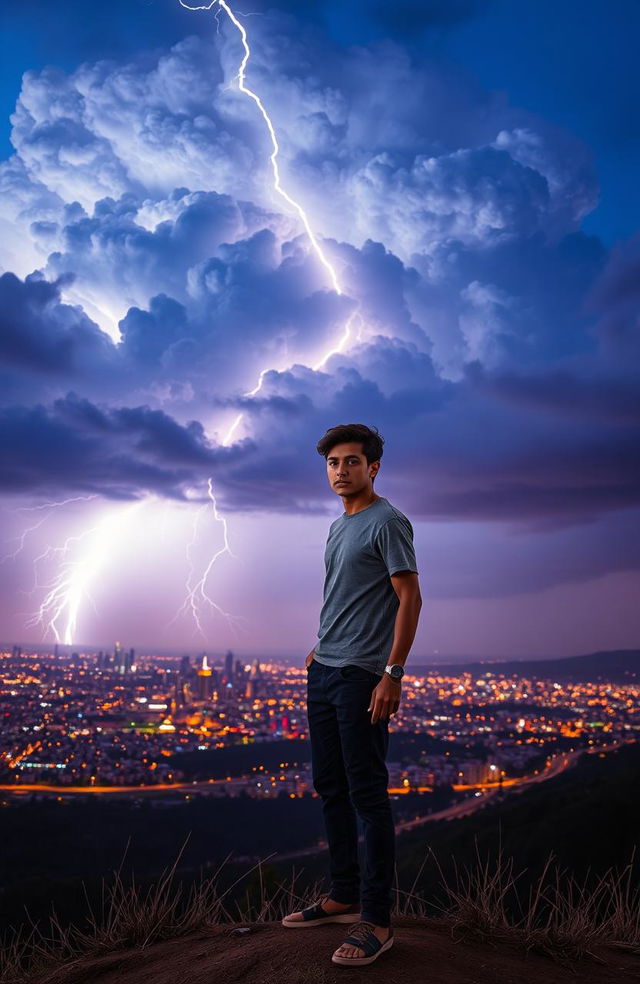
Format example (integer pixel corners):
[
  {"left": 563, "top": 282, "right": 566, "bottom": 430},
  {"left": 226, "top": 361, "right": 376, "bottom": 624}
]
[{"left": 198, "top": 654, "right": 213, "bottom": 700}]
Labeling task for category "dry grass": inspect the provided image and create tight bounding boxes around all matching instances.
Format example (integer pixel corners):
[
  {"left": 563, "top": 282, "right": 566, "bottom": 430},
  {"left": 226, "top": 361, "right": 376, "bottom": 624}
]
[
  {"left": 1, "top": 836, "right": 638, "bottom": 983},
  {"left": 395, "top": 837, "right": 640, "bottom": 965}
]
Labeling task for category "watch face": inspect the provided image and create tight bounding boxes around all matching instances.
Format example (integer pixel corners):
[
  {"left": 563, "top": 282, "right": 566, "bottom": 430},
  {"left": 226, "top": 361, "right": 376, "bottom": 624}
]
[{"left": 389, "top": 665, "right": 404, "bottom": 680}]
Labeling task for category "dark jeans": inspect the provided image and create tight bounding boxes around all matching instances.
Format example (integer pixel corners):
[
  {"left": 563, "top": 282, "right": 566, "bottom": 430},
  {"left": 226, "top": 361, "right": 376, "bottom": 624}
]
[{"left": 306, "top": 659, "right": 395, "bottom": 927}]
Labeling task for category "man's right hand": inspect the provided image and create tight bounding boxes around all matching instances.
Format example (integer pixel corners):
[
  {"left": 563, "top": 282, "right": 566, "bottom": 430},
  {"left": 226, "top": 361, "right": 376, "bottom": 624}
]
[{"left": 305, "top": 648, "right": 315, "bottom": 669}]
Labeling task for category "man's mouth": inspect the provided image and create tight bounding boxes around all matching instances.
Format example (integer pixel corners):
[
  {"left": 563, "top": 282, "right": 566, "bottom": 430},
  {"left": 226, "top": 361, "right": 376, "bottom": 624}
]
[{"left": 335, "top": 481, "right": 350, "bottom": 486}]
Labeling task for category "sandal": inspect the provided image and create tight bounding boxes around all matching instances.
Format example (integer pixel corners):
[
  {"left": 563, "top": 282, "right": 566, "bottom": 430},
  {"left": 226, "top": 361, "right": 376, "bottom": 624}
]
[
  {"left": 282, "top": 893, "right": 361, "bottom": 928},
  {"left": 331, "top": 920, "right": 394, "bottom": 965}
]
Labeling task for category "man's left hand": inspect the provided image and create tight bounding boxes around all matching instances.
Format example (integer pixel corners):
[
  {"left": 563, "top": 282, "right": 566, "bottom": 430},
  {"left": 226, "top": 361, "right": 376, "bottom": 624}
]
[{"left": 368, "top": 673, "right": 402, "bottom": 723}]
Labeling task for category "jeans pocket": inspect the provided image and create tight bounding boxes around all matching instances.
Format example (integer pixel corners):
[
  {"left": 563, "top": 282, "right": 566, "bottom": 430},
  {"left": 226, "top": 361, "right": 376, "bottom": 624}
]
[{"left": 339, "top": 664, "right": 378, "bottom": 682}]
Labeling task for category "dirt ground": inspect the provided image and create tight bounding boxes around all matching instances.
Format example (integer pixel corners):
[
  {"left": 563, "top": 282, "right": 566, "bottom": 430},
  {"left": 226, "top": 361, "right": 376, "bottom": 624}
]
[{"left": 34, "top": 915, "right": 640, "bottom": 984}]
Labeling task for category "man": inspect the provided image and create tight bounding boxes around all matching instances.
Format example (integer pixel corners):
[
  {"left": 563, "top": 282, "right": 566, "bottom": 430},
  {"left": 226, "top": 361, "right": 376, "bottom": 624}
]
[{"left": 282, "top": 423, "right": 422, "bottom": 968}]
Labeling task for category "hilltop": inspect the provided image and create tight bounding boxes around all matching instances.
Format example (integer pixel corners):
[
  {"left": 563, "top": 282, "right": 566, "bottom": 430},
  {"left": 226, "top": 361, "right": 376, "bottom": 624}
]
[{"left": 19, "top": 915, "right": 638, "bottom": 984}]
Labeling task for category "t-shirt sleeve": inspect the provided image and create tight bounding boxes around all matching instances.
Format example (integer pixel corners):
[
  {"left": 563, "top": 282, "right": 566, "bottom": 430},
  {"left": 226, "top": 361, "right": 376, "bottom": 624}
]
[{"left": 374, "top": 518, "right": 418, "bottom": 576}]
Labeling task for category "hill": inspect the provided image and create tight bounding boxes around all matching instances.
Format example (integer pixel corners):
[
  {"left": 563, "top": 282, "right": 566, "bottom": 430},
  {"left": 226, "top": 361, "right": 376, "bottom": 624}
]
[{"left": 412, "top": 647, "right": 640, "bottom": 682}]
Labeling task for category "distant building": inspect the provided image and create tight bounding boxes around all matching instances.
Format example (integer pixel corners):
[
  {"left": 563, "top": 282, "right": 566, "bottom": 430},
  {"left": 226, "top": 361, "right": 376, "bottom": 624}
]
[
  {"left": 224, "top": 650, "right": 234, "bottom": 681},
  {"left": 458, "top": 760, "right": 493, "bottom": 785},
  {"left": 198, "top": 654, "right": 213, "bottom": 700},
  {"left": 115, "top": 641, "right": 126, "bottom": 674},
  {"left": 249, "top": 658, "right": 263, "bottom": 696}
]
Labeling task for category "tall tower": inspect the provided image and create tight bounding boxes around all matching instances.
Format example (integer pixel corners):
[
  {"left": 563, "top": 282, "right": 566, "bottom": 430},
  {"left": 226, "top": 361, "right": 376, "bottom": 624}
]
[
  {"left": 198, "top": 654, "right": 213, "bottom": 700},
  {"left": 249, "top": 658, "right": 262, "bottom": 697},
  {"left": 114, "top": 641, "right": 126, "bottom": 674},
  {"left": 224, "top": 650, "right": 234, "bottom": 681}
]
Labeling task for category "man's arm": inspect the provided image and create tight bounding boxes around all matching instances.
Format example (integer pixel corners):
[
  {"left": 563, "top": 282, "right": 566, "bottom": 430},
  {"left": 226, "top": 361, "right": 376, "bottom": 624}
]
[
  {"left": 387, "top": 570, "right": 422, "bottom": 669},
  {"left": 369, "top": 571, "right": 422, "bottom": 723}
]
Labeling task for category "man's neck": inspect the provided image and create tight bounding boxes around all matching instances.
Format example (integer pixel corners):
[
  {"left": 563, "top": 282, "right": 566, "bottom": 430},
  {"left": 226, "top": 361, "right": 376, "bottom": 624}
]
[{"left": 342, "top": 489, "right": 381, "bottom": 516}]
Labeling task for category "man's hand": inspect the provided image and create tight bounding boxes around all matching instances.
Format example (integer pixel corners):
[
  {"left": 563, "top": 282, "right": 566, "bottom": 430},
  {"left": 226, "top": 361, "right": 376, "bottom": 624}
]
[
  {"left": 368, "top": 673, "right": 401, "bottom": 723},
  {"left": 305, "top": 648, "right": 315, "bottom": 669}
]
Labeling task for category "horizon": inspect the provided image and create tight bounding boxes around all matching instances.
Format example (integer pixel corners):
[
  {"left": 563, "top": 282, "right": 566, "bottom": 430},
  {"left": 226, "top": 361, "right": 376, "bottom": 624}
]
[{"left": 4, "top": 641, "right": 638, "bottom": 665}]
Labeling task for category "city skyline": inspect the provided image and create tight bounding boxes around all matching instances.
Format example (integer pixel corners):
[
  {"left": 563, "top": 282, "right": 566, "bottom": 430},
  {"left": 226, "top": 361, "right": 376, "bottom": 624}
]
[{"left": 2, "top": 643, "right": 635, "bottom": 798}]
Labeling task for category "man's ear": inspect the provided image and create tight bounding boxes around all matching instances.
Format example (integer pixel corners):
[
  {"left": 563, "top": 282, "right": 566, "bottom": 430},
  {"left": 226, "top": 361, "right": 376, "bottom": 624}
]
[{"left": 370, "top": 461, "right": 380, "bottom": 479}]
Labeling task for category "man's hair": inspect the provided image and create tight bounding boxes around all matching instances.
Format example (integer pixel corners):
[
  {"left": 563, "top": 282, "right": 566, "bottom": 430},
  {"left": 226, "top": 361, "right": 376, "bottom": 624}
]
[{"left": 316, "top": 424, "right": 385, "bottom": 475}]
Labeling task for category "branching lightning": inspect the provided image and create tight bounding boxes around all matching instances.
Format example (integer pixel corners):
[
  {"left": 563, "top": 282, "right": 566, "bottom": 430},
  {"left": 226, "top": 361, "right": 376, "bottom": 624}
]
[
  {"left": 1, "top": 494, "right": 100, "bottom": 566},
  {"left": 165, "top": 478, "right": 247, "bottom": 640},
  {"left": 1, "top": 513, "right": 52, "bottom": 565}
]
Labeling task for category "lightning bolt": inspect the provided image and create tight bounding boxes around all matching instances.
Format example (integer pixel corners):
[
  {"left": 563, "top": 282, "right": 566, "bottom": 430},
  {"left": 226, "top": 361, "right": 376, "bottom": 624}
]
[
  {"left": 179, "top": 2, "right": 341, "bottom": 291},
  {"left": 165, "top": 478, "right": 247, "bottom": 640},
  {"left": 180, "top": 0, "right": 360, "bottom": 452},
  {"left": 23, "top": 502, "right": 143, "bottom": 645}
]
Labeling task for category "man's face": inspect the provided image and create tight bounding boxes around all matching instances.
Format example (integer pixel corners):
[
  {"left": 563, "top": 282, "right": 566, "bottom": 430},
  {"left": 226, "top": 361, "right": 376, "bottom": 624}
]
[{"left": 325, "top": 442, "right": 379, "bottom": 498}]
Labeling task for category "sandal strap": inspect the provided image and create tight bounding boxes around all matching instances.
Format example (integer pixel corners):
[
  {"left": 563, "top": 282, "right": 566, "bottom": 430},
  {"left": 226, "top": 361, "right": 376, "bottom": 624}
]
[
  {"left": 302, "top": 894, "right": 332, "bottom": 920},
  {"left": 340, "top": 923, "right": 385, "bottom": 957},
  {"left": 302, "top": 901, "right": 327, "bottom": 920},
  {"left": 300, "top": 895, "right": 360, "bottom": 921}
]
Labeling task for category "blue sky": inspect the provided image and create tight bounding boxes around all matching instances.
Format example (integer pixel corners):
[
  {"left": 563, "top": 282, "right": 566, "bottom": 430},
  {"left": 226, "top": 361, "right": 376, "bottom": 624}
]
[{"left": 0, "top": 0, "right": 638, "bottom": 656}]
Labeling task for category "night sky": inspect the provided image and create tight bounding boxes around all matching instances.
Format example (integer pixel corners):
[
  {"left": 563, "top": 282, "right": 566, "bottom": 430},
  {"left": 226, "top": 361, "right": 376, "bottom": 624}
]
[{"left": 1, "top": 0, "right": 638, "bottom": 658}]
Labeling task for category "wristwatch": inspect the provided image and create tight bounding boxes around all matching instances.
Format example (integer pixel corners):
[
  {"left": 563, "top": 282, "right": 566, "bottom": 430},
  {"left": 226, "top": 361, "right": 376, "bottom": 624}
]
[{"left": 385, "top": 664, "right": 405, "bottom": 682}]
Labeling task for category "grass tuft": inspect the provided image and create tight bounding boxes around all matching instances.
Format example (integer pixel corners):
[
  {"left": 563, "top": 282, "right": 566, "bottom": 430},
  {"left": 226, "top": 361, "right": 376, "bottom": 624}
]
[{"left": 1, "top": 838, "right": 638, "bottom": 982}]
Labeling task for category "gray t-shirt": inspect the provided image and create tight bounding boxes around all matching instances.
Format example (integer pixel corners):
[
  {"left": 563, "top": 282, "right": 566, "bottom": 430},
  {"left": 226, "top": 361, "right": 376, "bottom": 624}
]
[{"left": 314, "top": 496, "right": 418, "bottom": 675}]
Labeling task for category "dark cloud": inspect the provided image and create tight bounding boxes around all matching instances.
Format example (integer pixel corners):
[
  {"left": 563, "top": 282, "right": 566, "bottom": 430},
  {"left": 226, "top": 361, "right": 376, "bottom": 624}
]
[
  {"left": 194, "top": 341, "right": 640, "bottom": 532},
  {"left": 0, "top": 392, "right": 253, "bottom": 501},
  {"left": 0, "top": 270, "right": 117, "bottom": 379},
  {"left": 467, "top": 363, "right": 640, "bottom": 425},
  {"left": 119, "top": 294, "right": 190, "bottom": 367}
]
